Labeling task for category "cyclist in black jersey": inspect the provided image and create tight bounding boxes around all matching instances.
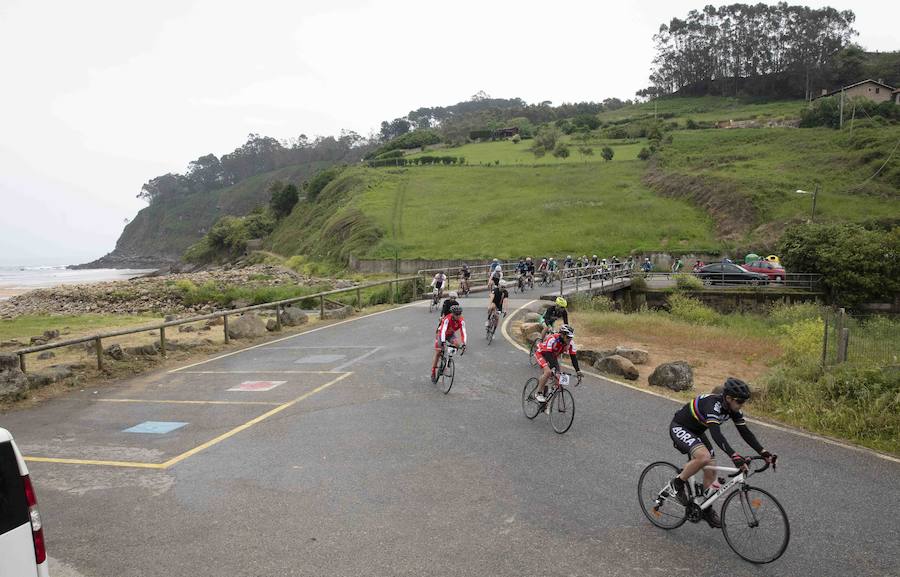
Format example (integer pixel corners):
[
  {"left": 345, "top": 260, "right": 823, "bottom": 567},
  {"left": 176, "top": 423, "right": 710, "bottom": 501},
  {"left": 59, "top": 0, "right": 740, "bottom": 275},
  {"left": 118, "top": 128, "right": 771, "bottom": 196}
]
[
  {"left": 539, "top": 297, "right": 569, "bottom": 338},
  {"left": 667, "top": 377, "right": 776, "bottom": 528},
  {"left": 440, "top": 291, "right": 460, "bottom": 317},
  {"left": 486, "top": 283, "right": 509, "bottom": 325}
]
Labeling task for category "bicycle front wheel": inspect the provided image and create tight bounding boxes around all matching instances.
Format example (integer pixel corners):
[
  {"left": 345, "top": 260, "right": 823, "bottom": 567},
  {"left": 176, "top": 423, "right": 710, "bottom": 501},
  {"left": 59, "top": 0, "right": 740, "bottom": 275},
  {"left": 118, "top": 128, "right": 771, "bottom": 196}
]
[
  {"left": 549, "top": 388, "right": 575, "bottom": 433},
  {"left": 486, "top": 322, "right": 494, "bottom": 344},
  {"left": 522, "top": 378, "right": 541, "bottom": 419},
  {"left": 721, "top": 486, "right": 790, "bottom": 564},
  {"left": 439, "top": 358, "right": 455, "bottom": 394},
  {"left": 637, "top": 461, "right": 687, "bottom": 530}
]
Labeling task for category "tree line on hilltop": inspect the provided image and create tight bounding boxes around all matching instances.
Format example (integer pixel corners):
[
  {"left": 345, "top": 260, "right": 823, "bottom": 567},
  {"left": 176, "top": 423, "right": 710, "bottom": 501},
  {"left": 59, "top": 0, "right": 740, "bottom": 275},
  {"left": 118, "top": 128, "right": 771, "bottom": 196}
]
[{"left": 641, "top": 3, "right": 898, "bottom": 100}]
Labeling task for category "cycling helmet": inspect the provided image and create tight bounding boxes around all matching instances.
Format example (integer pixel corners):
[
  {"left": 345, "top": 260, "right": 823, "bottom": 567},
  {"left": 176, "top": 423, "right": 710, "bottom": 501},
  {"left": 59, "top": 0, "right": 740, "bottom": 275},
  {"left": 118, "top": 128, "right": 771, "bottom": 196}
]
[
  {"left": 448, "top": 291, "right": 458, "bottom": 298},
  {"left": 723, "top": 377, "right": 751, "bottom": 400},
  {"left": 558, "top": 324, "right": 575, "bottom": 338},
  {"left": 555, "top": 296, "right": 568, "bottom": 308},
  {"left": 593, "top": 254, "right": 598, "bottom": 259},
  {"left": 462, "top": 264, "right": 468, "bottom": 269},
  {"left": 449, "top": 304, "right": 462, "bottom": 315},
  {"left": 526, "top": 257, "right": 532, "bottom": 262},
  {"left": 567, "top": 255, "right": 571, "bottom": 259},
  {"left": 542, "top": 258, "right": 547, "bottom": 263}
]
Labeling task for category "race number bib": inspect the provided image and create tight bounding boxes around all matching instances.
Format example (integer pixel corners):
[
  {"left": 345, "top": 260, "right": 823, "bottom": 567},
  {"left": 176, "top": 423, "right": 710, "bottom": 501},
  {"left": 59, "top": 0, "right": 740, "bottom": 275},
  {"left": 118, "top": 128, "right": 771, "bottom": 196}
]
[{"left": 558, "top": 374, "right": 570, "bottom": 386}]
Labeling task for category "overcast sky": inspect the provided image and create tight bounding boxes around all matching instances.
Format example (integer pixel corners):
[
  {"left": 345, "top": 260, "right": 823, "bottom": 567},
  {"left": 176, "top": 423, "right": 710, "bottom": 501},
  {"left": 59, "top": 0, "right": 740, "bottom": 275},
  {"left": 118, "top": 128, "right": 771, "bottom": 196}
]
[{"left": 0, "top": 0, "right": 896, "bottom": 266}]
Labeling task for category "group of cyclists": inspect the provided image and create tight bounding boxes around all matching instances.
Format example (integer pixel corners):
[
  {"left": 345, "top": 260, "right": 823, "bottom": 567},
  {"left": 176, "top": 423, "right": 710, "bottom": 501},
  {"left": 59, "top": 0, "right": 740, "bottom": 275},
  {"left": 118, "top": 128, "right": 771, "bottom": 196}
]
[{"left": 427, "top": 259, "right": 778, "bottom": 531}]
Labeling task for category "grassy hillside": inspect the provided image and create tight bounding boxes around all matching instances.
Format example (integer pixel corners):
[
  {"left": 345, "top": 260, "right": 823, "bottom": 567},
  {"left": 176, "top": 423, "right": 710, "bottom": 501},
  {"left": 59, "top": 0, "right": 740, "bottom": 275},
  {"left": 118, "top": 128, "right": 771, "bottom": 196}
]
[
  {"left": 406, "top": 137, "right": 647, "bottom": 165},
  {"left": 650, "top": 124, "right": 900, "bottom": 245},
  {"left": 600, "top": 96, "right": 806, "bottom": 126},
  {"left": 267, "top": 161, "right": 718, "bottom": 260}
]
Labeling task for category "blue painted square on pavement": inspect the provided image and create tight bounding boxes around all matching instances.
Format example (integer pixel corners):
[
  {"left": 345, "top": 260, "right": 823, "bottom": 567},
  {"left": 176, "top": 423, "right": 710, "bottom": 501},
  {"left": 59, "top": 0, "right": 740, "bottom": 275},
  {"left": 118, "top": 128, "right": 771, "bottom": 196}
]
[{"left": 123, "top": 421, "right": 188, "bottom": 434}]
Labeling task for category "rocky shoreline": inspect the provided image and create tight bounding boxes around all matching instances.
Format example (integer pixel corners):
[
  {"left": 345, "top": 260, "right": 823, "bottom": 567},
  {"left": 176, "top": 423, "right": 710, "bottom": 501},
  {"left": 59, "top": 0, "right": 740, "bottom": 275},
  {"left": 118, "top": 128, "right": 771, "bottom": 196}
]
[{"left": 0, "top": 264, "right": 342, "bottom": 318}]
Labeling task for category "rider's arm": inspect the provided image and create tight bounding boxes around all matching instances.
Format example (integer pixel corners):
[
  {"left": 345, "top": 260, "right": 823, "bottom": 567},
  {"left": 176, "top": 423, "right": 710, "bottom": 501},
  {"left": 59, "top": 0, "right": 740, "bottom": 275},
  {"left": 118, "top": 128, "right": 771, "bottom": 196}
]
[
  {"left": 707, "top": 422, "right": 738, "bottom": 457},
  {"left": 561, "top": 309, "right": 569, "bottom": 324},
  {"left": 439, "top": 316, "right": 449, "bottom": 344},
  {"left": 735, "top": 421, "right": 765, "bottom": 454},
  {"left": 569, "top": 352, "right": 581, "bottom": 373},
  {"left": 460, "top": 319, "right": 467, "bottom": 345}
]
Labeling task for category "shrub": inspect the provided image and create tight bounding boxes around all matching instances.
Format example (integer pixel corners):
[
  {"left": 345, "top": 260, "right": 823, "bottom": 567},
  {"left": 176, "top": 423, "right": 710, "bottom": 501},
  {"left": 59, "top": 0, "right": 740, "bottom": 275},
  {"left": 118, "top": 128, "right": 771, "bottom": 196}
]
[
  {"left": 601, "top": 146, "right": 614, "bottom": 161},
  {"left": 306, "top": 166, "right": 344, "bottom": 201},
  {"left": 269, "top": 183, "right": 299, "bottom": 219},
  {"left": 674, "top": 273, "right": 703, "bottom": 290},
  {"left": 637, "top": 147, "right": 651, "bottom": 160},
  {"left": 779, "top": 318, "right": 825, "bottom": 365},
  {"left": 553, "top": 143, "right": 570, "bottom": 159},
  {"left": 667, "top": 294, "right": 720, "bottom": 325},
  {"left": 511, "top": 134, "right": 521, "bottom": 144}
]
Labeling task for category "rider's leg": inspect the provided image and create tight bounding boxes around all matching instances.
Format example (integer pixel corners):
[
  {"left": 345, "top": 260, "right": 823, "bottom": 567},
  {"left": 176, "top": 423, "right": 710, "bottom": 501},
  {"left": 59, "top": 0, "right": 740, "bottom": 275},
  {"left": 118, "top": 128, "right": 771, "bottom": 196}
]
[{"left": 677, "top": 445, "right": 713, "bottom": 483}]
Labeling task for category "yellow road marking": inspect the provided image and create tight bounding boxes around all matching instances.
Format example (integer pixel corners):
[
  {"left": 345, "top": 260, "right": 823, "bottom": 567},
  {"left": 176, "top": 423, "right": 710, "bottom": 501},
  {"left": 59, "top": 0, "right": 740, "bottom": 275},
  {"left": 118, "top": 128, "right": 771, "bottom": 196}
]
[
  {"left": 159, "top": 371, "right": 352, "bottom": 468},
  {"left": 24, "top": 372, "right": 353, "bottom": 470},
  {"left": 95, "top": 398, "right": 282, "bottom": 406},
  {"left": 24, "top": 457, "right": 166, "bottom": 469},
  {"left": 169, "top": 302, "right": 419, "bottom": 373}
]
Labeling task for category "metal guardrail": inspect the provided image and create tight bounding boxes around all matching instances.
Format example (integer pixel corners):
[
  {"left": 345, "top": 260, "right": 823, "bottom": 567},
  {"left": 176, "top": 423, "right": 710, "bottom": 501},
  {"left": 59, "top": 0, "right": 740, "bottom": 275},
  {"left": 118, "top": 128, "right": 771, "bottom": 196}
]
[
  {"left": 642, "top": 272, "right": 824, "bottom": 291},
  {"left": 12, "top": 275, "right": 422, "bottom": 373}
]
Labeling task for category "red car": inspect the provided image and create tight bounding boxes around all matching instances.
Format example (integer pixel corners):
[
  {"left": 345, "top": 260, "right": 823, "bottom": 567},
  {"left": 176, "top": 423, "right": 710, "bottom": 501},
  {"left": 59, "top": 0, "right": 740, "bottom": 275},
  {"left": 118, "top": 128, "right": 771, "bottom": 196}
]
[{"left": 743, "top": 260, "right": 786, "bottom": 282}]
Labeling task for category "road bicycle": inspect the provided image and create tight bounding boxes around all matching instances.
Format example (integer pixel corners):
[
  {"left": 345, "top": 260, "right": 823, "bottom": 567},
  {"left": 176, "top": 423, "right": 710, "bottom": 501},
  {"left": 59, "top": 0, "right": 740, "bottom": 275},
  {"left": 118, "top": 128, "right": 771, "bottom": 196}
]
[
  {"left": 458, "top": 277, "right": 470, "bottom": 297},
  {"left": 431, "top": 344, "right": 463, "bottom": 394},
  {"left": 429, "top": 288, "right": 440, "bottom": 313},
  {"left": 525, "top": 273, "right": 534, "bottom": 290},
  {"left": 486, "top": 310, "right": 504, "bottom": 345},
  {"left": 637, "top": 456, "right": 789, "bottom": 564},
  {"left": 538, "top": 270, "right": 551, "bottom": 287},
  {"left": 515, "top": 274, "right": 527, "bottom": 294},
  {"left": 521, "top": 368, "right": 581, "bottom": 433}
]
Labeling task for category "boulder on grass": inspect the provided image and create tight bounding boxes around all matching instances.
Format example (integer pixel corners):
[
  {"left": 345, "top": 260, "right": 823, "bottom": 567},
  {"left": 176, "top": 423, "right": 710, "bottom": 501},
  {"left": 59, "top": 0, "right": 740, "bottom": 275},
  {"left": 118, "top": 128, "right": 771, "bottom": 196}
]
[
  {"left": 614, "top": 346, "right": 649, "bottom": 365},
  {"left": 226, "top": 313, "right": 267, "bottom": 339},
  {"left": 37, "top": 351, "right": 55, "bottom": 360},
  {"left": 0, "top": 365, "right": 29, "bottom": 400},
  {"left": 42, "top": 329, "right": 60, "bottom": 340},
  {"left": 576, "top": 349, "right": 615, "bottom": 366},
  {"left": 593, "top": 354, "right": 639, "bottom": 380},
  {"left": 266, "top": 319, "right": 278, "bottom": 332},
  {"left": 322, "top": 305, "right": 353, "bottom": 320},
  {"left": 178, "top": 325, "right": 196, "bottom": 333},
  {"left": 0, "top": 354, "right": 18, "bottom": 371},
  {"left": 523, "top": 312, "right": 543, "bottom": 323},
  {"left": 279, "top": 307, "right": 308, "bottom": 327},
  {"left": 105, "top": 344, "right": 126, "bottom": 360},
  {"left": 649, "top": 361, "right": 694, "bottom": 391},
  {"left": 519, "top": 322, "right": 543, "bottom": 338},
  {"left": 206, "top": 317, "right": 225, "bottom": 327}
]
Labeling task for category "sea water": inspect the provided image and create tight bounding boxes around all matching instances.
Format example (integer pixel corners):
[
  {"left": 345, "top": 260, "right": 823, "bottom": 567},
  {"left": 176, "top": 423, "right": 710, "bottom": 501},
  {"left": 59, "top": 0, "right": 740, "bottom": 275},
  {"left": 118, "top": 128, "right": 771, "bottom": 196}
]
[{"left": 0, "top": 265, "right": 156, "bottom": 300}]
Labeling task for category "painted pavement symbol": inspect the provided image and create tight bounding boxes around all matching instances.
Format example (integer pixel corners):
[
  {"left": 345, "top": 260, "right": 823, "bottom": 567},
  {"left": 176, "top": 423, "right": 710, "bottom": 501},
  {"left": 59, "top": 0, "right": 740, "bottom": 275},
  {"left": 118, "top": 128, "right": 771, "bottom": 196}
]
[
  {"left": 228, "top": 381, "right": 286, "bottom": 392},
  {"left": 293, "top": 354, "right": 346, "bottom": 364},
  {"left": 123, "top": 421, "right": 188, "bottom": 434}
]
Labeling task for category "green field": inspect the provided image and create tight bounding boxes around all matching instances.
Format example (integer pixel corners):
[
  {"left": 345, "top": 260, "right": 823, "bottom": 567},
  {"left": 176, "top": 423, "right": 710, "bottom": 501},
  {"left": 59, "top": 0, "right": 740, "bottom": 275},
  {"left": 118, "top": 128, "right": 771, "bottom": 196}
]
[
  {"left": 0, "top": 314, "right": 158, "bottom": 342},
  {"left": 600, "top": 96, "right": 807, "bottom": 126},
  {"left": 406, "top": 137, "right": 647, "bottom": 165}
]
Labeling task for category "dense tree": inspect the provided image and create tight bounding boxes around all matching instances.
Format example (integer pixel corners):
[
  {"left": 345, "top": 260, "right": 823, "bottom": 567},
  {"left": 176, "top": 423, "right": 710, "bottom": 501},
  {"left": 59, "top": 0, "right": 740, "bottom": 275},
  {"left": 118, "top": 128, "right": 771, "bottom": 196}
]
[
  {"left": 269, "top": 182, "right": 299, "bottom": 219},
  {"left": 601, "top": 146, "right": 614, "bottom": 162},
  {"left": 644, "top": 4, "right": 857, "bottom": 99}
]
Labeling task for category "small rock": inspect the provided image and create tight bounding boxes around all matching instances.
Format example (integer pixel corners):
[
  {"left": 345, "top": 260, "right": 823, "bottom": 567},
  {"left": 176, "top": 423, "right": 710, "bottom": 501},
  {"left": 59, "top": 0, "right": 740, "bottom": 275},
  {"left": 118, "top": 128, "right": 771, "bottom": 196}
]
[
  {"left": 199, "top": 326, "right": 211, "bottom": 332},
  {"left": 105, "top": 344, "right": 126, "bottom": 361},
  {"left": 226, "top": 313, "right": 267, "bottom": 339},
  {"left": 614, "top": 346, "right": 649, "bottom": 365},
  {"left": 649, "top": 361, "right": 694, "bottom": 391},
  {"left": 37, "top": 351, "right": 55, "bottom": 360},
  {"left": 0, "top": 354, "right": 18, "bottom": 370},
  {"left": 266, "top": 319, "right": 278, "bottom": 331},
  {"left": 322, "top": 305, "right": 353, "bottom": 320},
  {"left": 335, "top": 280, "right": 354, "bottom": 289},
  {"left": 0, "top": 339, "right": 23, "bottom": 348},
  {"left": 165, "top": 315, "right": 178, "bottom": 322},
  {"left": 279, "top": 307, "right": 308, "bottom": 327},
  {"left": 30, "top": 336, "right": 48, "bottom": 346},
  {"left": 593, "top": 354, "right": 639, "bottom": 380},
  {"left": 522, "top": 312, "right": 543, "bottom": 323},
  {"left": 147, "top": 331, "right": 158, "bottom": 336},
  {"left": 42, "top": 329, "right": 60, "bottom": 340},
  {"left": 178, "top": 325, "right": 196, "bottom": 333},
  {"left": 206, "top": 317, "right": 225, "bottom": 327}
]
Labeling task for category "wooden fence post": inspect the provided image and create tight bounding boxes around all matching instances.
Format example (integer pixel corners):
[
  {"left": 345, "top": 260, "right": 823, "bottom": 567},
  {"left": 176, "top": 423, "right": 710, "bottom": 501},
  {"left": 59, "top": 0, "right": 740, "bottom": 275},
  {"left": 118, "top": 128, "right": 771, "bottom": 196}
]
[
  {"left": 95, "top": 337, "right": 103, "bottom": 371},
  {"left": 837, "top": 328, "right": 850, "bottom": 363},
  {"left": 18, "top": 353, "right": 25, "bottom": 373},
  {"left": 356, "top": 288, "right": 362, "bottom": 309},
  {"left": 389, "top": 281, "right": 394, "bottom": 304},
  {"left": 223, "top": 315, "right": 230, "bottom": 344},
  {"left": 320, "top": 295, "right": 325, "bottom": 319},
  {"left": 160, "top": 326, "right": 167, "bottom": 357},
  {"left": 821, "top": 315, "right": 829, "bottom": 366},
  {"left": 275, "top": 304, "right": 282, "bottom": 331}
]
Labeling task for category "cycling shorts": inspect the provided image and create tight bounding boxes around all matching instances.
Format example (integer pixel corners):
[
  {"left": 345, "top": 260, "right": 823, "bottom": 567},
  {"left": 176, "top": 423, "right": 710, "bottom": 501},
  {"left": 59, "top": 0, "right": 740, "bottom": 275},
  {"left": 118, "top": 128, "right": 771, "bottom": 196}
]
[
  {"left": 433, "top": 281, "right": 444, "bottom": 290},
  {"left": 434, "top": 334, "right": 462, "bottom": 351},
  {"left": 535, "top": 351, "right": 560, "bottom": 371},
  {"left": 669, "top": 420, "right": 714, "bottom": 458}
]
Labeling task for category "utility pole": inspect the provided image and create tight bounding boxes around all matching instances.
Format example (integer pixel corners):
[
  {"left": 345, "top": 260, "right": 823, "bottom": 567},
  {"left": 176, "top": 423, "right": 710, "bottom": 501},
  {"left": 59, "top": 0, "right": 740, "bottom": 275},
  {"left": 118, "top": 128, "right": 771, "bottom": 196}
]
[{"left": 811, "top": 183, "right": 818, "bottom": 223}]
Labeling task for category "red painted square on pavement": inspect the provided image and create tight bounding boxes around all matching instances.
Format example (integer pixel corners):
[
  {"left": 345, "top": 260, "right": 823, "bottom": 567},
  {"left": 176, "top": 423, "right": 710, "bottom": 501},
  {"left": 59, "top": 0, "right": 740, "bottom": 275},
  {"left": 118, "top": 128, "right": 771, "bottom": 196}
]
[{"left": 228, "top": 381, "right": 286, "bottom": 392}]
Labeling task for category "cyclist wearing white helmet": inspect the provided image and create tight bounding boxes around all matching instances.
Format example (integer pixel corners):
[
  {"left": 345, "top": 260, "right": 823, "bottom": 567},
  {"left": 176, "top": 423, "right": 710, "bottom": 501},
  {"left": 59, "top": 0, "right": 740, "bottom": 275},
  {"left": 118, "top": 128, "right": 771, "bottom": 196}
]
[{"left": 533, "top": 324, "right": 583, "bottom": 402}]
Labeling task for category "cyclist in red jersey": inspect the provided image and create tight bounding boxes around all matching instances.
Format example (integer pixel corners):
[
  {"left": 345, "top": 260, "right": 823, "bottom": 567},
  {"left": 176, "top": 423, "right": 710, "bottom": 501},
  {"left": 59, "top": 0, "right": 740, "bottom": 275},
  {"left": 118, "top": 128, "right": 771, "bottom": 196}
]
[
  {"left": 533, "top": 324, "right": 583, "bottom": 402},
  {"left": 431, "top": 304, "right": 467, "bottom": 381}
]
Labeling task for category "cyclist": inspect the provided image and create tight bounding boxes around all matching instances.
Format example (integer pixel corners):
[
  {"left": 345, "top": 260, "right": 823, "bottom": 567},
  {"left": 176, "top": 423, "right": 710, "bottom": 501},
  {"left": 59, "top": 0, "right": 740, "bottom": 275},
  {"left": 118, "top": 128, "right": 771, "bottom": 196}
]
[
  {"left": 533, "top": 324, "right": 583, "bottom": 402},
  {"left": 641, "top": 257, "right": 653, "bottom": 273},
  {"left": 515, "top": 258, "right": 528, "bottom": 283},
  {"left": 539, "top": 296, "right": 570, "bottom": 339},
  {"left": 431, "top": 271, "right": 447, "bottom": 300},
  {"left": 489, "top": 265, "right": 503, "bottom": 291},
  {"left": 440, "top": 291, "right": 460, "bottom": 317},
  {"left": 538, "top": 258, "right": 549, "bottom": 284},
  {"left": 486, "top": 281, "right": 509, "bottom": 327},
  {"left": 666, "top": 377, "right": 776, "bottom": 529},
  {"left": 525, "top": 257, "right": 535, "bottom": 285},
  {"left": 548, "top": 257, "right": 558, "bottom": 280},
  {"left": 432, "top": 304, "right": 467, "bottom": 382},
  {"left": 490, "top": 258, "right": 502, "bottom": 274},
  {"left": 458, "top": 265, "right": 471, "bottom": 295}
]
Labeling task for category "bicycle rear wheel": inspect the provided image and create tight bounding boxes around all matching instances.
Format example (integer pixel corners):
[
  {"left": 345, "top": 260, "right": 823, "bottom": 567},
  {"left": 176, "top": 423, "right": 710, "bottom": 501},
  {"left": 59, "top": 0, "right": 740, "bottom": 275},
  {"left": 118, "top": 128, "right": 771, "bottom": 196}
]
[
  {"left": 549, "top": 388, "right": 575, "bottom": 433},
  {"left": 637, "top": 461, "right": 687, "bottom": 530},
  {"left": 721, "top": 486, "right": 790, "bottom": 564},
  {"left": 439, "top": 357, "right": 455, "bottom": 394},
  {"left": 521, "top": 378, "right": 541, "bottom": 419}
]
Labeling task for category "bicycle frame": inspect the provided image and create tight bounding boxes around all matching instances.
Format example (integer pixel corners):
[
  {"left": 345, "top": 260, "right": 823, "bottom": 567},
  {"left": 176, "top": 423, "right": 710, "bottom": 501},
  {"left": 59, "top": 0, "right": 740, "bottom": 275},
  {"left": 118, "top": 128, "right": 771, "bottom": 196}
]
[{"left": 692, "top": 465, "right": 744, "bottom": 511}]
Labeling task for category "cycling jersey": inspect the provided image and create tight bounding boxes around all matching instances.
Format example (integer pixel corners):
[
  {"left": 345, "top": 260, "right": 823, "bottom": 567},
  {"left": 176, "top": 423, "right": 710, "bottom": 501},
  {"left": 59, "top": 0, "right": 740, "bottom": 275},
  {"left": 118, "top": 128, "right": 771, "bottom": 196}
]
[
  {"left": 526, "top": 263, "right": 535, "bottom": 274},
  {"left": 436, "top": 314, "right": 467, "bottom": 345},
  {"left": 516, "top": 262, "right": 527, "bottom": 274},
  {"left": 537, "top": 333, "right": 577, "bottom": 356},
  {"left": 538, "top": 263, "right": 548, "bottom": 271},
  {"left": 542, "top": 305, "right": 569, "bottom": 326},
  {"left": 431, "top": 274, "right": 447, "bottom": 289},
  {"left": 548, "top": 261, "right": 558, "bottom": 271},
  {"left": 672, "top": 393, "right": 763, "bottom": 457},
  {"left": 491, "top": 287, "right": 509, "bottom": 309},
  {"left": 460, "top": 270, "right": 471, "bottom": 279},
  {"left": 440, "top": 298, "right": 459, "bottom": 317}
]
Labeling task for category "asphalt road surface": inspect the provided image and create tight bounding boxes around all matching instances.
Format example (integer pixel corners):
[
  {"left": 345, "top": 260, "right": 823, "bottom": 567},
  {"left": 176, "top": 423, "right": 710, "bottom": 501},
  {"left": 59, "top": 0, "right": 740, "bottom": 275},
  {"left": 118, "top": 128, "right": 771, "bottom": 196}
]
[{"left": 3, "top": 297, "right": 899, "bottom": 577}]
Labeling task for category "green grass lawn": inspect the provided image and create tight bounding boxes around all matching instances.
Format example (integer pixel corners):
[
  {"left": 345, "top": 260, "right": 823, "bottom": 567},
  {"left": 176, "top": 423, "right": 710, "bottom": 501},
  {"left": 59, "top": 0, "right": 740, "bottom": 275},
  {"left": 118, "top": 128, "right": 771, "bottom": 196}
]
[
  {"left": 406, "top": 137, "right": 647, "bottom": 165},
  {"left": 600, "top": 96, "right": 807, "bottom": 126},
  {"left": 0, "top": 314, "right": 159, "bottom": 342},
  {"left": 353, "top": 163, "right": 717, "bottom": 259},
  {"left": 656, "top": 125, "right": 900, "bottom": 235}
]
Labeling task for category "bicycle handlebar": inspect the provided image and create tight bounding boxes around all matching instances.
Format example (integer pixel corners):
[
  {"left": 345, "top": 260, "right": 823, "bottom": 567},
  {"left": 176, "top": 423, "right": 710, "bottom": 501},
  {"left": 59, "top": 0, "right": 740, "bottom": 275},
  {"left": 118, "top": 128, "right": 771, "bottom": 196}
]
[{"left": 727, "top": 455, "right": 776, "bottom": 478}]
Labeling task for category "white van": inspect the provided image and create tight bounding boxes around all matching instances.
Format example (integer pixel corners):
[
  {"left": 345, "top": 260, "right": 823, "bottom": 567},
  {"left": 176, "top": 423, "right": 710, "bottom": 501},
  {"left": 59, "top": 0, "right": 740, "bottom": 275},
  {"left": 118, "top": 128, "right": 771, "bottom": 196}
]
[{"left": 0, "top": 427, "right": 49, "bottom": 577}]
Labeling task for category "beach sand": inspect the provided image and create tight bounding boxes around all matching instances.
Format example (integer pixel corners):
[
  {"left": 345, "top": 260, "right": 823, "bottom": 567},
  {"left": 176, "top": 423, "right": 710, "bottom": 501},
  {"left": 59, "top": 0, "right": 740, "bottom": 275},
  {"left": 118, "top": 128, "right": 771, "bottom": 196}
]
[{"left": 0, "top": 287, "right": 25, "bottom": 299}]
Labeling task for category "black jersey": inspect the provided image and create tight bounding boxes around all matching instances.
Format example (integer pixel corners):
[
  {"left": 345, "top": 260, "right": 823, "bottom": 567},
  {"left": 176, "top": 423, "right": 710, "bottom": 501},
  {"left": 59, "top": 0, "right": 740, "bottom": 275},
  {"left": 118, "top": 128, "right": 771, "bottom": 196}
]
[
  {"left": 440, "top": 298, "right": 459, "bottom": 317},
  {"left": 491, "top": 287, "right": 509, "bottom": 308},
  {"left": 542, "top": 304, "right": 569, "bottom": 325},
  {"left": 673, "top": 393, "right": 745, "bottom": 434}
]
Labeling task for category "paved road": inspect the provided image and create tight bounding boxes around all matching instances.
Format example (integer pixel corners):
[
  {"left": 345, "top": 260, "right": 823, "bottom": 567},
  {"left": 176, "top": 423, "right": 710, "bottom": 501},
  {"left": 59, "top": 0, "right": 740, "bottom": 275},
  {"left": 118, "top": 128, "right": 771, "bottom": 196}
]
[{"left": 3, "top": 297, "right": 899, "bottom": 577}]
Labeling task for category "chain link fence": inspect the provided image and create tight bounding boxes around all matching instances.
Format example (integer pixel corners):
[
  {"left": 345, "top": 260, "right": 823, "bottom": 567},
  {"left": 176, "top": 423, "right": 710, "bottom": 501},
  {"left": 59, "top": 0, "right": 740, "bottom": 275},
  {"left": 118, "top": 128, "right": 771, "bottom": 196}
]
[{"left": 823, "top": 308, "right": 900, "bottom": 367}]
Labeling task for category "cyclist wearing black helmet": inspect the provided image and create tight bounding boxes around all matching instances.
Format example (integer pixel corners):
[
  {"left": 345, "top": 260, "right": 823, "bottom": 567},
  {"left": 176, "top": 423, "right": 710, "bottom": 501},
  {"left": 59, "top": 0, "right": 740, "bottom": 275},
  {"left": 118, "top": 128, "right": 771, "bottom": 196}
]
[{"left": 666, "top": 377, "right": 776, "bottom": 528}]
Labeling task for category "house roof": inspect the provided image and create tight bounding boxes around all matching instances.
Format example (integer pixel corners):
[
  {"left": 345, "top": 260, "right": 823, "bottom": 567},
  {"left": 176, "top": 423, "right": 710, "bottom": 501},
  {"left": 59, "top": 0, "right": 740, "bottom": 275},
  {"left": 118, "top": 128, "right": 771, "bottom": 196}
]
[{"left": 817, "top": 78, "right": 896, "bottom": 99}]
